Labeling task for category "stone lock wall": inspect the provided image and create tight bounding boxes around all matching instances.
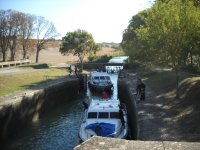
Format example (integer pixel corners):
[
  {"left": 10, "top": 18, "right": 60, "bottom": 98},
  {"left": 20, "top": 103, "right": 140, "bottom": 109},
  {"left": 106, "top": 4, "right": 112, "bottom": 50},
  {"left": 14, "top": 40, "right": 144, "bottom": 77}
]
[
  {"left": 0, "top": 78, "right": 80, "bottom": 144},
  {"left": 118, "top": 76, "right": 138, "bottom": 140}
]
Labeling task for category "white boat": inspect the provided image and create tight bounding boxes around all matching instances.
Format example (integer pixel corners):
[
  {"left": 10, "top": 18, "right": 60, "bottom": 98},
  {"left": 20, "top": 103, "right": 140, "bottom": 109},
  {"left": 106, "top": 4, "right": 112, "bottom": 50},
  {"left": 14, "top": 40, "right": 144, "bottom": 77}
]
[
  {"left": 79, "top": 99, "right": 128, "bottom": 142},
  {"left": 88, "top": 71, "right": 114, "bottom": 92}
]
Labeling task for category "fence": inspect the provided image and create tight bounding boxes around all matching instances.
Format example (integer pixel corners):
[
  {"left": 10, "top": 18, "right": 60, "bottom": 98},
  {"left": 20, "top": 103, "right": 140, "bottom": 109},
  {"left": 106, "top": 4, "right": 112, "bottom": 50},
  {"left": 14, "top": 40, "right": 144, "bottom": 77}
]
[{"left": 0, "top": 59, "right": 31, "bottom": 68}]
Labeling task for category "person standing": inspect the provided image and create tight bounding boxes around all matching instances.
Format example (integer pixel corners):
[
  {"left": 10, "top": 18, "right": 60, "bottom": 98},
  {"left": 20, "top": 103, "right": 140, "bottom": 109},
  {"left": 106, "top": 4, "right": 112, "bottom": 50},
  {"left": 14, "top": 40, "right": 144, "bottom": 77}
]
[
  {"left": 136, "top": 78, "right": 146, "bottom": 101},
  {"left": 102, "top": 91, "right": 109, "bottom": 100},
  {"left": 68, "top": 64, "right": 72, "bottom": 76}
]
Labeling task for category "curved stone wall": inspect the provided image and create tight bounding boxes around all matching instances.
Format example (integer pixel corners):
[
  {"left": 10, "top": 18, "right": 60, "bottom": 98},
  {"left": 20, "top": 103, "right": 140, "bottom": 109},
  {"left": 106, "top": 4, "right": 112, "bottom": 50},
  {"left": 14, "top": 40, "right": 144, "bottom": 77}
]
[
  {"left": 0, "top": 78, "right": 80, "bottom": 144},
  {"left": 118, "top": 75, "right": 138, "bottom": 140}
]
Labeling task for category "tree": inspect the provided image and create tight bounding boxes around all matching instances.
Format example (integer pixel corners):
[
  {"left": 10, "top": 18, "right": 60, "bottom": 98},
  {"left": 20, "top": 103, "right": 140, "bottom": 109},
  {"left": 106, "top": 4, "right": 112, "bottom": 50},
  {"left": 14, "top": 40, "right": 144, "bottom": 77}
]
[
  {"left": 139, "top": 0, "right": 200, "bottom": 98},
  {"left": 122, "top": 0, "right": 200, "bottom": 98},
  {"left": 35, "top": 16, "right": 59, "bottom": 63},
  {"left": 18, "top": 13, "right": 35, "bottom": 59},
  {"left": 121, "top": 10, "right": 149, "bottom": 64},
  {"left": 0, "top": 10, "right": 10, "bottom": 62},
  {"left": 8, "top": 10, "right": 22, "bottom": 61},
  {"left": 60, "top": 29, "right": 99, "bottom": 71}
]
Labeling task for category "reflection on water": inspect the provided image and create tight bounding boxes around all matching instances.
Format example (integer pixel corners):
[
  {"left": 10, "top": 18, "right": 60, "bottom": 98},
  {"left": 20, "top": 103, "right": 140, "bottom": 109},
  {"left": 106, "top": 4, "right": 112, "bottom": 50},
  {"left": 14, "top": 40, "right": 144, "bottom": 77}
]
[
  {"left": 3, "top": 98, "right": 84, "bottom": 150},
  {"left": 3, "top": 74, "right": 118, "bottom": 150}
]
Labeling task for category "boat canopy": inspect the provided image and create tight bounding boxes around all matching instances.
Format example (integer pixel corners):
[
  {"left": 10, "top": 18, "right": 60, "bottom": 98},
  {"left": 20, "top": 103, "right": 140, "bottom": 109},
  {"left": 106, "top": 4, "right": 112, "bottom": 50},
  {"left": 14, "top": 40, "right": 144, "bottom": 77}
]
[{"left": 85, "top": 122, "right": 115, "bottom": 137}]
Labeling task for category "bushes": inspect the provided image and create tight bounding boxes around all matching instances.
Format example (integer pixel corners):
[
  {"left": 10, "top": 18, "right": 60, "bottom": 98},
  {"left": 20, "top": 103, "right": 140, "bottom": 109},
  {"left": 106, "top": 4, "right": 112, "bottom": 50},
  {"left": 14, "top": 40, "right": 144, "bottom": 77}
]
[
  {"left": 88, "top": 55, "right": 112, "bottom": 63},
  {"left": 181, "top": 65, "right": 200, "bottom": 74}
]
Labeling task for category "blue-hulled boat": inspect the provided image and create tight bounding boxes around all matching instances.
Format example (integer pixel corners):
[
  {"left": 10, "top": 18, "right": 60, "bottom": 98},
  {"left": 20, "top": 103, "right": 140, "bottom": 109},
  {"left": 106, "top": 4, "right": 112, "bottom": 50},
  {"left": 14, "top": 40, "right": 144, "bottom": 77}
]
[{"left": 79, "top": 99, "right": 128, "bottom": 141}]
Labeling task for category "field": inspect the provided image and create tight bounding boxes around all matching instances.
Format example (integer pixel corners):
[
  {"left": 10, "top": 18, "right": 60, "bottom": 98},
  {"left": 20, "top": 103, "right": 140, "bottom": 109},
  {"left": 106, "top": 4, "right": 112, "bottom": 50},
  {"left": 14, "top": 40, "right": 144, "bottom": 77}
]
[
  {"left": 0, "top": 46, "right": 119, "bottom": 97},
  {"left": 0, "top": 69, "right": 67, "bottom": 97},
  {"left": 29, "top": 46, "right": 117, "bottom": 64}
]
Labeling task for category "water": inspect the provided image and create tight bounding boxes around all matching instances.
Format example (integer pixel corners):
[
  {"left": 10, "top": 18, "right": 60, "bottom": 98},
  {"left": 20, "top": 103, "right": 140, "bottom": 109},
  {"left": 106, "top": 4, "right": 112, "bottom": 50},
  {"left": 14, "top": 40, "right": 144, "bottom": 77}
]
[
  {"left": 3, "top": 97, "right": 84, "bottom": 150},
  {"left": 3, "top": 74, "right": 118, "bottom": 150}
]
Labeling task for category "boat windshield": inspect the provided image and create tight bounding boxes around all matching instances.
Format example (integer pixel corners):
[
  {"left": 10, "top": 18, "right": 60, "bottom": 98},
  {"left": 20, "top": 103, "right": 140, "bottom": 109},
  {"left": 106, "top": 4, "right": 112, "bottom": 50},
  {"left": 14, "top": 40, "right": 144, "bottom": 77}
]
[
  {"left": 94, "top": 76, "right": 99, "bottom": 80},
  {"left": 105, "top": 76, "right": 110, "bottom": 80},
  {"left": 110, "top": 112, "right": 120, "bottom": 118},
  {"left": 88, "top": 112, "right": 97, "bottom": 118},
  {"left": 100, "top": 76, "right": 105, "bottom": 80},
  {"left": 87, "top": 112, "right": 120, "bottom": 119},
  {"left": 99, "top": 112, "right": 109, "bottom": 118}
]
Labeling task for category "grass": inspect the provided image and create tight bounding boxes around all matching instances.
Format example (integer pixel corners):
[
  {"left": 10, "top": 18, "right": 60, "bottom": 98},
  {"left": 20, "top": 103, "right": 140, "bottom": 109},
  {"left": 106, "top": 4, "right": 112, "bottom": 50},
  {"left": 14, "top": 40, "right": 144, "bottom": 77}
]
[
  {"left": 18, "top": 63, "right": 50, "bottom": 69},
  {"left": 134, "top": 64, "right": 192, "bottom": 94},
  {"left": 0, "top": 68, "right": 67, "bottom": 97}
]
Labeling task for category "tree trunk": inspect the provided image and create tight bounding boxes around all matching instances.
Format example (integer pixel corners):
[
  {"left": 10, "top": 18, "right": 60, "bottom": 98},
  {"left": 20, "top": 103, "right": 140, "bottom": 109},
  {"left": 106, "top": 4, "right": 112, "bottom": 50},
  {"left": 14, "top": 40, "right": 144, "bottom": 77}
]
[
  {"left": 175, "top": 68, "right": 180, "bottom": 99},
  {"left": 22, "top": 45, "right": 27, "bottom": 59},
  {"left": 80, "top": 60, "right": 83, "bottom": 72},
  {"left": 0, "top": 36, "right": 9, "bottom": 62},
  {"left": 2, "top": 52, "right": 6, "bottom": 62},
  {"left": 10, "top": 49, "right": 15, "bottom": 61},
  {"left": 190, "top": 50, "right": 193, "bottom": 67},
  {"left": 35, "top": 48, "right": 40, "bottom": 63},
  {"left": 9, "top": 37, "right": 17, "bottom": 61},
  {"left": 78, "top": 54, "right": 84, "bottom": 72}
]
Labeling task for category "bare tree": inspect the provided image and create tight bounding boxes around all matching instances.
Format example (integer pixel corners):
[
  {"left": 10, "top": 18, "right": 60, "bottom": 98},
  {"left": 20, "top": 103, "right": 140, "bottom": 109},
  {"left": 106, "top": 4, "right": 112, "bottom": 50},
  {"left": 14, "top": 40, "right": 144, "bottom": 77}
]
[
  {"left": 0, "top": 10, "right": 59, "bottom": 62},
  {"left": 8, "top": 10, "right": 22, "bottom": 61},
  {"left": 0, "top": 10, "right": 10, "bottom": 62},
  {"left": 18, "top": 13, "right": 35, "bottom": 59},
  {"left": 35, "top": 16, "right": 59, "bottom": 63}
]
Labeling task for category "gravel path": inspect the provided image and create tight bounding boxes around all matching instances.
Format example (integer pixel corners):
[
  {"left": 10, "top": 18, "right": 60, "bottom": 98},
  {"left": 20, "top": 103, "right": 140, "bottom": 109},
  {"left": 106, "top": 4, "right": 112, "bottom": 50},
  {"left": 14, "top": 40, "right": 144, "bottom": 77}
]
[
  {"left": 137, "top": 86, "right": 182, "bottom": 141},
  {"left": 125, "top": 73, "right": 183, "bottom": 141},
  {"left": 0, "top": 69, "right": 37, "bottom": 75}
]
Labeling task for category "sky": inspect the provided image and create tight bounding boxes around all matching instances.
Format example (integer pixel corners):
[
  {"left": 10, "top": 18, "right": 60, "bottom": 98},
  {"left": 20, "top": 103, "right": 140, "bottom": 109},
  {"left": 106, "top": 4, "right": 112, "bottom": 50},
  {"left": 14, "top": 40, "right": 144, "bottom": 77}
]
[{"left": 0, "top": 0, "right": 153, "bottom": 43}]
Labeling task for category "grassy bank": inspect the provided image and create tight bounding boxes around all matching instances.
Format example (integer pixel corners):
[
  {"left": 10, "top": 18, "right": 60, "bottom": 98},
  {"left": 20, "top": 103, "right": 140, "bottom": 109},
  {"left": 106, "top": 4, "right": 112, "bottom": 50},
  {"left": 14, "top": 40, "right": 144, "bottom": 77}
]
[
  {"left": 134, "top": 65, "right": 200, "bottom": 140},
  {"left": 0, "top": 68, "right": 67, "bottom": 97}
]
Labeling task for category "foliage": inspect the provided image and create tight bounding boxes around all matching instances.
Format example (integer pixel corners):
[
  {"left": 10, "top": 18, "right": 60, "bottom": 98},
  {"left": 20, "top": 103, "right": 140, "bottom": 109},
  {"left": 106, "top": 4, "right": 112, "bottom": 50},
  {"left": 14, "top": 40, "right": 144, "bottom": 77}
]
[
  {"left": 121, "top": 10, "right": 149, "bottom": 64},
  {"left": 121, "top": 0, "right": 200, "bottom": 98},
  {"left": 88, "top": 54, "right": 97, "bottom": 62},
  {"left": 88, "top": 54, "right": 112, "bottom": 63},
  {"left": 60, "top": 29, "right": 100, "bottom": 71}
]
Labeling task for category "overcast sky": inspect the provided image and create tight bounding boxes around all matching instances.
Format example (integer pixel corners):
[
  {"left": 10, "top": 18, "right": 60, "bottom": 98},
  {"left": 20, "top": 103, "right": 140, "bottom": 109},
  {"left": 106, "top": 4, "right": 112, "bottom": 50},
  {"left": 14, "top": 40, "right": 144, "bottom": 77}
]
[{"left": 0, "top": 0, "right": 153, "bottom": 43}]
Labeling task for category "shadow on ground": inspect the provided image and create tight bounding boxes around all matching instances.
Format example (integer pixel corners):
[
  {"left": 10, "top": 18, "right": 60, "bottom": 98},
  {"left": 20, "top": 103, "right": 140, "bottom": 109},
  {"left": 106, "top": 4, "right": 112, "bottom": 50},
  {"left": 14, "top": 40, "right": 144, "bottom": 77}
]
[
  {"left": 20, "top": 63, "right": 49, "bottom": 69},
  {"left": 136, "top": 69, "right": 200, "bottom": 142}
]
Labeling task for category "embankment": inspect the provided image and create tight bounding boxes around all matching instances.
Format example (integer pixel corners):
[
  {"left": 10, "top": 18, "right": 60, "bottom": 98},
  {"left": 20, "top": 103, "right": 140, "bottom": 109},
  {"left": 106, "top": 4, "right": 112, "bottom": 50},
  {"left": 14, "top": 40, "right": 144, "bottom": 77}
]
[
  {"left": 118, "top": 73, "right": 138, "bottom": 139},
  {"left": 0, "top": 77, "right": 80, "bottom": 144}
]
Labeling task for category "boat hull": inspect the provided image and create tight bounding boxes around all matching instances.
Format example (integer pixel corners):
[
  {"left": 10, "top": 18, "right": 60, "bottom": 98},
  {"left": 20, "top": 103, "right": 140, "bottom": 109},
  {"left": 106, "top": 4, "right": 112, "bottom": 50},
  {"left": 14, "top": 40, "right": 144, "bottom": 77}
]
[{"left": 79, "top": 124, "right": 128, "bottom": 142}]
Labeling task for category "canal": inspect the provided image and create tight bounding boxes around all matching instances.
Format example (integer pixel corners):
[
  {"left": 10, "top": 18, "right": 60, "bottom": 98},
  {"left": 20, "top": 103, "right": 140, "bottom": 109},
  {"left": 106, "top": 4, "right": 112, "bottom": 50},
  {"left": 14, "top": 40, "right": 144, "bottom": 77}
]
[{"left": 3, "top": 74, "right": 118, "bottom": 150}]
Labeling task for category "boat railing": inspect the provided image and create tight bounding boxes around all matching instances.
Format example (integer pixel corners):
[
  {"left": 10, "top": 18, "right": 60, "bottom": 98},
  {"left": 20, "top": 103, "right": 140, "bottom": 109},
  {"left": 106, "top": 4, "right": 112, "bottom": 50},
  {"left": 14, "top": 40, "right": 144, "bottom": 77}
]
[{"left": 91, "top": 98, "right": 120, "bottom": 103}]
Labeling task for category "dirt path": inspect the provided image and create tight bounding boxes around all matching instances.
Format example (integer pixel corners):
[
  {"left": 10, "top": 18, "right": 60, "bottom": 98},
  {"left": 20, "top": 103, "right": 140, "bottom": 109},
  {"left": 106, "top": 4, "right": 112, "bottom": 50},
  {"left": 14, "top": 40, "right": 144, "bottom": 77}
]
[
  {"left": 0, "top": 68, "right": 39, "bottom": 75},
  {"left": 125, "top": 73, "right": 183, "bottom": 141},
  {"left": 137, "top": 85, "right": 183, "bottom": 141}
]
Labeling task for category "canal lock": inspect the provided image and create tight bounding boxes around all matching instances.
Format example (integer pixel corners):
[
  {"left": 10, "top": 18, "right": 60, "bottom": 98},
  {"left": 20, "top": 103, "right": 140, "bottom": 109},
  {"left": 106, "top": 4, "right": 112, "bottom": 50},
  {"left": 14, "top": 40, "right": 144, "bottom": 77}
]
[{"left": 0, "top": 72, "right": 138, "bottom": 149}]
